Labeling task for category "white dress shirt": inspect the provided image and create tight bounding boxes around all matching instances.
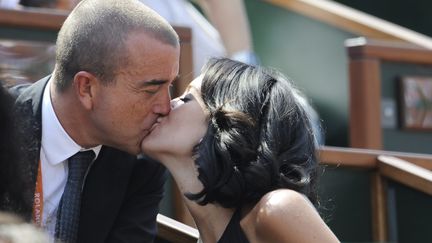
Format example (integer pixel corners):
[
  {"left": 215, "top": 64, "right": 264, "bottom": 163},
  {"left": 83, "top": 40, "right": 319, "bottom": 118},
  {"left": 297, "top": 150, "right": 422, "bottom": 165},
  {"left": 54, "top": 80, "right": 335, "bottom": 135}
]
[{"left": 40, "top": 80, "right": 101, "bottom": 237}]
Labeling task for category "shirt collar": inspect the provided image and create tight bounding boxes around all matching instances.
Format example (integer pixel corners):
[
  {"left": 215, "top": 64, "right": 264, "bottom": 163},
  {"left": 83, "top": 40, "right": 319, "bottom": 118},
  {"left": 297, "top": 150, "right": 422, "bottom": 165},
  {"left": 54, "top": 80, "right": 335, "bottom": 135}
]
[{"left": 41, "top": 80, "right": 102, "bottom": 165}]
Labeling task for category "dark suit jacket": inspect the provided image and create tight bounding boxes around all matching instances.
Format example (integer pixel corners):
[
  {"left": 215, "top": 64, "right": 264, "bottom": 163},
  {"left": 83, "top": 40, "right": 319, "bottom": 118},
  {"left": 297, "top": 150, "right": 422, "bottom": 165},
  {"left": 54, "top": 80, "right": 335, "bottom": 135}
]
[{"left": 13, "top": 76, "right": 167, "bottom": 243}]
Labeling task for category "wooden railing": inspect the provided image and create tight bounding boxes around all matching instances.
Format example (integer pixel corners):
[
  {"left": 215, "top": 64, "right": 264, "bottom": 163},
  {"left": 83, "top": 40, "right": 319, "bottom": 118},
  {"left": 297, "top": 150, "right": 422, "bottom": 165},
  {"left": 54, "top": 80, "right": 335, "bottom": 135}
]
[
  {"left": 157, "top": 214, "right": 199, "bottom": 243},
  {"left": 319, "top": 146, "right": 432, "bottom": 195},
  {"left": 0, "top": 7, "right": 193, "bottom": 97},
  {"left": 320, "top": 145, "right": 432, "bottom": 170},
  {"left": 173, "top": 146, "right": 432, "bottom": 242},
  {"left": 377, "top": 156, "right": 432, "bottom": 196},
  {"left": 346, "top": 38, "right": 432, "bottom": 149},
  {"left": 0, "top": 7, "right": 67, "bottom": 30},
  {"left": 264, "top": 0, "right": 432, "bottom": 49},
  {"left": 319, "top": 146, "right": 432, "bottom": 241}
]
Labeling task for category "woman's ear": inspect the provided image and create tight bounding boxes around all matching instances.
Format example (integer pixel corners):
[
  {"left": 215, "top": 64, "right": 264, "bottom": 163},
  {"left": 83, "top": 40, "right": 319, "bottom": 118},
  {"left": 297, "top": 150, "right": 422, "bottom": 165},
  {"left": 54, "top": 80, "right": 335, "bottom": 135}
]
[{"left": 73, "top": 71, "right": 97, "bottom": 110}]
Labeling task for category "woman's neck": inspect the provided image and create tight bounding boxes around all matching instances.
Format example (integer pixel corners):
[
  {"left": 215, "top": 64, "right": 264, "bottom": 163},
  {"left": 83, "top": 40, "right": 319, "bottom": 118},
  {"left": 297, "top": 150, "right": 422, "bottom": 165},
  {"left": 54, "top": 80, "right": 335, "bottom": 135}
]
[
  {"left": 161, "top": 155, "right": 202, "bottom": 193},
  {"left": 161, "top": 155, "right": 235, "bottom": 242}
]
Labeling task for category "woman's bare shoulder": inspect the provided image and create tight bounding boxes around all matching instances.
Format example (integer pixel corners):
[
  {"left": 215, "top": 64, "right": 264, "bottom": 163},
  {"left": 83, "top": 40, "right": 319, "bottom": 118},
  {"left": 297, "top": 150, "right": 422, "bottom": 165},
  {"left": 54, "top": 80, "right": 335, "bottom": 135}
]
[
  {"left": 242, "top": 189, "right": 339, "bottom": 243},
  {"left": 254, "top": 189, "right": 314, "bottom": 226}
]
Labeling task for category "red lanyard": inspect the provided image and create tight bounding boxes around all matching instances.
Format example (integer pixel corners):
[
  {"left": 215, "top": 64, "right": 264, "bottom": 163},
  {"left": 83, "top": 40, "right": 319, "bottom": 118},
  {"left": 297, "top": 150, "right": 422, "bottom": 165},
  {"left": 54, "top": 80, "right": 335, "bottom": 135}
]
[{"left": 32, "top": 161, "right": 44, "bottom": 227}]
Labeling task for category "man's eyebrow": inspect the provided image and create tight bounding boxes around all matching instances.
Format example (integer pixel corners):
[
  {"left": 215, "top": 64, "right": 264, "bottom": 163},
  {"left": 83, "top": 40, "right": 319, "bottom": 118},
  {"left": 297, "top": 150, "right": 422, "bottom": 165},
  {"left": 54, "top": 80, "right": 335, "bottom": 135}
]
[
  {"left": 139, "top": 75, "right": 180, "bottom": 88},
  {"left": 142, "top": 79, "right": 168, "bottom": 86},
  {"left": 135, "top": 79, "right": 168, "bottom": 90}
]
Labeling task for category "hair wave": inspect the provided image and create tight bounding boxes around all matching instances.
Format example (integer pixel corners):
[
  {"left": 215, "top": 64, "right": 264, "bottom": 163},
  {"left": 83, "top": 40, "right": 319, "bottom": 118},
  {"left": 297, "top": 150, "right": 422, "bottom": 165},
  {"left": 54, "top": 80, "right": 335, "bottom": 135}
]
[{"left": 186, "top": 58, "right": 319, "bottom": 208}]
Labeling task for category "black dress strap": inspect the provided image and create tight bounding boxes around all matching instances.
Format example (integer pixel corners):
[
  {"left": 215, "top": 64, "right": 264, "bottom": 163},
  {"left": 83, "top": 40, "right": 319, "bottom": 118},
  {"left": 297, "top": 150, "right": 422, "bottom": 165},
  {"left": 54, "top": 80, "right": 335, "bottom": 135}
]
[{"left": 217, "top": 208, "right": 249, "bottom": 243}]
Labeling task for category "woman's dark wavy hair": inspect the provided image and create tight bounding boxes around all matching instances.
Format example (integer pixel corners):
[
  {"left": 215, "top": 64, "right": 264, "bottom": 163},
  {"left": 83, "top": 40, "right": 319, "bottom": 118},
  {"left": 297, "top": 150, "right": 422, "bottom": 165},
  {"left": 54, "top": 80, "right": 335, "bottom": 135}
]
[{"left": 186, "top": 58, "right": 319, "bottom": 208}]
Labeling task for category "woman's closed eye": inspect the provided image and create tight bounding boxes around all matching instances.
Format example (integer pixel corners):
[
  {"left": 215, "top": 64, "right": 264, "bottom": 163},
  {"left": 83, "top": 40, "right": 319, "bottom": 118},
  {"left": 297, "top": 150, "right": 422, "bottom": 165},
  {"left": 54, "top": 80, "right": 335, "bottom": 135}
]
[{"left": 179, "top": 94, "right": 193, "bottom": 103}]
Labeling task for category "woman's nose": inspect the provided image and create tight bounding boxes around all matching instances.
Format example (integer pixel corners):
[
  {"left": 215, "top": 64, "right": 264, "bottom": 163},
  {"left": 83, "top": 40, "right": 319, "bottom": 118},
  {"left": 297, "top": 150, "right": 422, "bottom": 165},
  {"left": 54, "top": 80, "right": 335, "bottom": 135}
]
[{"left": 170, "top": 98, "right": 180, "bottom": 109}]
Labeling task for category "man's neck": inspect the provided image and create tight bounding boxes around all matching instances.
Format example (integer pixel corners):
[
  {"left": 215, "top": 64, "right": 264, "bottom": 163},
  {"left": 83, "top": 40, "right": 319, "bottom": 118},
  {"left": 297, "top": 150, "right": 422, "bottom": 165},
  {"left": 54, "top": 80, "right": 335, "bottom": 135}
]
[{"left": 50, "top": 79, "right": 97, "bottom": 149}]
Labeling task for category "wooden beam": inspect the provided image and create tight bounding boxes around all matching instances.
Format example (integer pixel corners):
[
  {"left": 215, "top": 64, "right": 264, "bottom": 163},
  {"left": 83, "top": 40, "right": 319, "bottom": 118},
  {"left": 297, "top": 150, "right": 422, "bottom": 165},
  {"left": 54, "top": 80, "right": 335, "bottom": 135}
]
[
  {"left": 318, "top": 146, "right": 432, "bottom": 170},
  {"left": 318, "top": 146, "right": 376, "bottom": 168},
  {"left": 157, "top": 214, "right": 199, "bottom": 243},
  {"left": 377, "top": 156, "right": 432, "bottom": 196},
  {"left": 264, "top": 0, "right": 432, "bottom": 49},
  {"left": 0, "top": 7, "right": 67, "bottom": 30},
  {"left": 346, "top": 37, "right": 432, "bottom": 65}
]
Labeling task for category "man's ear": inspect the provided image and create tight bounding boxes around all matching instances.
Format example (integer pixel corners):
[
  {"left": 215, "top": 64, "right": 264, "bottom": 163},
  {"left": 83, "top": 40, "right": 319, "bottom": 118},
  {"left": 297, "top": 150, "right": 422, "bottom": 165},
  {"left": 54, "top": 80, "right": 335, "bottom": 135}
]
[{"left": 73, "top": 71, "right": 98, "bottom": 110}]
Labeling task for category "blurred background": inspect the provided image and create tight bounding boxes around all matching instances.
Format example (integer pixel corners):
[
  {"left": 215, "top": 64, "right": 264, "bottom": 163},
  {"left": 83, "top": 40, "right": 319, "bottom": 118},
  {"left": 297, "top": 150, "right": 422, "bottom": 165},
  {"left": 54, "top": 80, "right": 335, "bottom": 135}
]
[{"left": 0, "top": 1, "right": 431, "bottom": 242}]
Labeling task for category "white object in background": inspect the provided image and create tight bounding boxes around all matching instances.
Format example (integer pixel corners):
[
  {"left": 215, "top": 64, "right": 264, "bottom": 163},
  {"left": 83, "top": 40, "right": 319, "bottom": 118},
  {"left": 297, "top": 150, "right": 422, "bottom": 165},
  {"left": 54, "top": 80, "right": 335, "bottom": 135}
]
[
  {"left": 0, "top": 0, "right": 20, "bottom": 8},
  {"left": 140, "top": 0, "right": 226, "bottom": 77}
]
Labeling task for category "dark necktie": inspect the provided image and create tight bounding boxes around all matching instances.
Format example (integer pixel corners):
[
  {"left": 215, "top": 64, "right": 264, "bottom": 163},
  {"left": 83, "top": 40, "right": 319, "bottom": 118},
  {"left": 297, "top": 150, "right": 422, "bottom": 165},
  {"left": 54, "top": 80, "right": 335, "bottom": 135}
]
[{"left": 55, "top": 150, "right": 95, "bottom": 243}]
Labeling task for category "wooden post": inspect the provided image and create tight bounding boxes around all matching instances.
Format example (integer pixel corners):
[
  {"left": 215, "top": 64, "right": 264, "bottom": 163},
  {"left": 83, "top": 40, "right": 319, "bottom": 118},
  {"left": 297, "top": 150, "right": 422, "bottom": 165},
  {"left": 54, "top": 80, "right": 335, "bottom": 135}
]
[
  {"left": 370, "top": 172, "right": 388, "bottom": 242},
  {"left": 349, "top": 57, "right": 382, "bottom": 149},
  {"left": 174, "top": 27, "right": 194, "bottom": 97}
]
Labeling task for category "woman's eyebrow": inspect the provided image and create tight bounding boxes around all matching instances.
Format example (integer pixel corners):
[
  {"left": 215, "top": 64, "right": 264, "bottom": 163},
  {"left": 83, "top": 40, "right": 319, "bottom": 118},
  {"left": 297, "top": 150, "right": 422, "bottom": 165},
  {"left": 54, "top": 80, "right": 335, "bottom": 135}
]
[
  {"left": 189, "top": 87, "right": 208, "bottom": 112},
  {"left": 182, "top": 85, "right": 197, "bottom": 97},
  {"left": 188, "top": 86, "right": 199, "bottom": 94}
]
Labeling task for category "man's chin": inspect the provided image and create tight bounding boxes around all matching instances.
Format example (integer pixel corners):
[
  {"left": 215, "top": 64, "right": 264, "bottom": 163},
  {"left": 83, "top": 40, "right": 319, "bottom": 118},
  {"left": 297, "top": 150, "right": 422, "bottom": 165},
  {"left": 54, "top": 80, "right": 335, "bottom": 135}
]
[
  {"left": 131, "top": 143, "right": 144, "bottom": 155},
  {"left": 118, "top": 143, "right": 141, "bottom": 156},
  {"left": 128, "top": 133, "right": 150, "bottom": 155}
]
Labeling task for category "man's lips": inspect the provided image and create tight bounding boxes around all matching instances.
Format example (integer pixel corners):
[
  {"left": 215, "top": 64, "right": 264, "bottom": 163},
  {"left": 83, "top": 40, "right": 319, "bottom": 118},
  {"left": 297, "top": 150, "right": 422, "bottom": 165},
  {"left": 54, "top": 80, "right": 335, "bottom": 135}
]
[
  {"left": 141, "top": 129, "right": 150, "bottom": 139},
  {"left": 149, "top": 117, "right": 163, "bottom": 132},
  {"left": 149, "top": 122, "right": 159, "bottom": 132}
]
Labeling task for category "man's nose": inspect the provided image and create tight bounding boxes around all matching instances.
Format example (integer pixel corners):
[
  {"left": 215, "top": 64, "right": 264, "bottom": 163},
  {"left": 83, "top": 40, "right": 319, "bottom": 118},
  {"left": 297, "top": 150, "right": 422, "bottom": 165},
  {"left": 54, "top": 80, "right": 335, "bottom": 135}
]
[{"left": 153, "top": 89, "right": 171, "bottom": 115}]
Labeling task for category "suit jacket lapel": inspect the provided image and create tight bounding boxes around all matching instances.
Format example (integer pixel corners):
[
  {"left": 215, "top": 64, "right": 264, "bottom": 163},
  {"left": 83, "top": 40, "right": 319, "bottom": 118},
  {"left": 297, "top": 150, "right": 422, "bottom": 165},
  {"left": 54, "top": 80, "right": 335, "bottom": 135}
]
[{"left": 13, "top": 76, "right": 50, "bottom": 220}]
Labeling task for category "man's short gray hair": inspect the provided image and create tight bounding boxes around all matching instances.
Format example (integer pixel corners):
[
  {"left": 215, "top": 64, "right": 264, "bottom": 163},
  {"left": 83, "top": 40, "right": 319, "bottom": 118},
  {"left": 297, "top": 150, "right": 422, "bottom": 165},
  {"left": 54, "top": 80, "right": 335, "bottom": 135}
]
[{"left": 54, "top": 0, "right": 179, "bottom": 91}]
